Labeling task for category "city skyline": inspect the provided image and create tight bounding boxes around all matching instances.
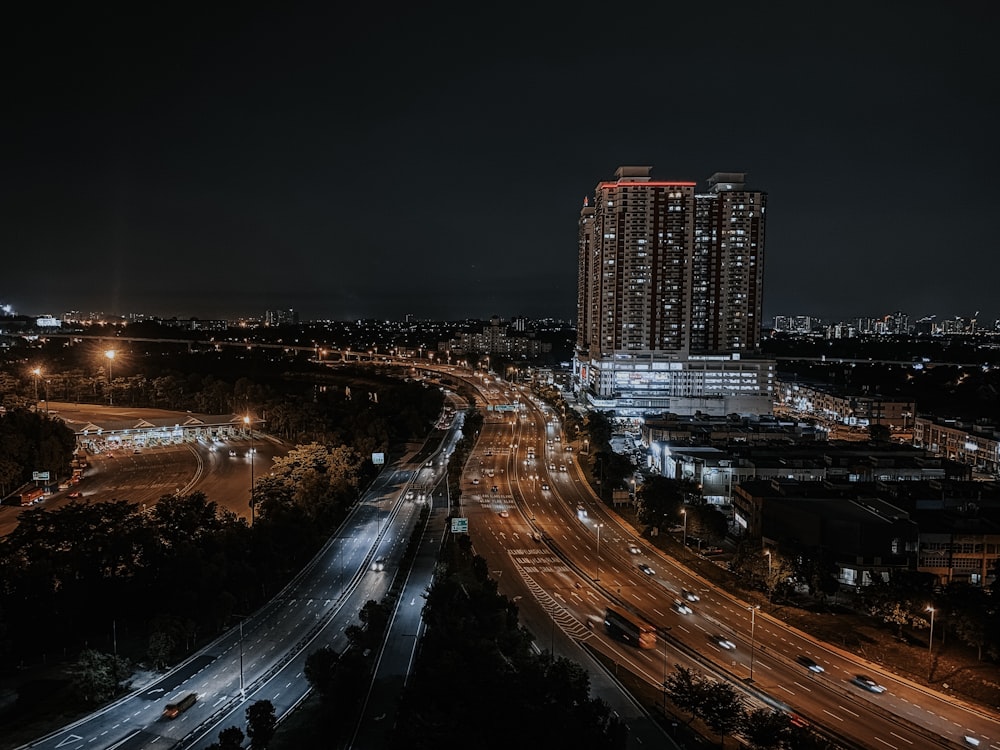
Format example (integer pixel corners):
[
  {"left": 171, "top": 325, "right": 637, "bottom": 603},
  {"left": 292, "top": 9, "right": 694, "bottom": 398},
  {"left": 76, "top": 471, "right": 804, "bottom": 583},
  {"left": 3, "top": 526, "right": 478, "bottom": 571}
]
[{"left": 3, "top": 4, "right": 996, "bottom": 322}]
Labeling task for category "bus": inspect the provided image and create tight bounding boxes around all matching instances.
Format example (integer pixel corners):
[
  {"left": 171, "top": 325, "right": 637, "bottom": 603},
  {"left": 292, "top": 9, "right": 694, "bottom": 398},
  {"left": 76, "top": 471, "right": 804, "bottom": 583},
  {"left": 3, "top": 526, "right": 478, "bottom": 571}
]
[
  {"left": 604, "top": 604, "right": 657, "bottom": 649},
  {"left": 162, "top": 692, "right": 197, "bottom": 719}
]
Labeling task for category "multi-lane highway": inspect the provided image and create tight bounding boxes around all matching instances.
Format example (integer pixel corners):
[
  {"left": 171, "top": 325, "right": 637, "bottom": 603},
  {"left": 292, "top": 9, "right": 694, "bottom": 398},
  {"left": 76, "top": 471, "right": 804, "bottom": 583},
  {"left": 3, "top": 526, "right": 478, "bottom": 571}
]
[{"left": 458, "top": 380, "right": 1000, "bottom": 750}]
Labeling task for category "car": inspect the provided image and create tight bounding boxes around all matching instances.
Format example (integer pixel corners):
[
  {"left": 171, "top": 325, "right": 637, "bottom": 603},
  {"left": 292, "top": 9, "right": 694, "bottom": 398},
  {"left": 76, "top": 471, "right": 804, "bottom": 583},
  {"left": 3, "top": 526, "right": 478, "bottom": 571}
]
[
  {"left": 491, "top": 485, "right": 499, "bottom": 493},
  {"left": 681, "top": 588, "right": 700, "bottom": 602},
  {"left": 797, "top": 655, "right": 825, "bottom": 673},
  {"left": 549, "top": 463, "right": 556, "bottom": 470},
  {"left": 576, "top": 505, "right": 587, "bottom": 517},
  {"left": 405, "top": 490, "right": 415, "bottom": 500},
  {"left": 714, "top": 635, "right": 737, "bottom": 650},
  {"left": 540, "top": 482, "right": 549, "bottom": 490},
  {"left": 639, "top": 563, "right": 655, "bottom": 576},
  {"left": 852, "top": 675, "right": 886, "bottom": 693},
  {"left": 371, "top": 557, "right": 386, "bottom": 572},
  {"left": 133, "top": 449, "right": 142, "bottom": 454},
  {"left": 67, "top": 491, "right": 83, "bottom": 499},
  {"left": 559, "top": 465, "right": 567, "bottom": 471},
  {"left": 229, "top": 450, "right": 237, "bottom": 457},
  {"left": 498, "top": 509, "right": 509, "bottom": 518},
  {"left": 672, "top": 599, "right": 692, "bottom": 614},
  {"left": 472, "top": 478, "right": 480, "bottom": 484},
  {"left": 628, "top": 544, "right": 641, "bottom": 554},
  {"left": 787, "top": 712, "right": 809, "bottom": 728}
]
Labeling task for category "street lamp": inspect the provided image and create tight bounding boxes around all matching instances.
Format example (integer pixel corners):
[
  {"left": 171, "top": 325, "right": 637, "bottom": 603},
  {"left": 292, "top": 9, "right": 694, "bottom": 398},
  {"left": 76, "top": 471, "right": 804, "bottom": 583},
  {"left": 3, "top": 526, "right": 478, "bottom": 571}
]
[
  {"left": 681, "top": 509, "right": 687, "bottom": 548},
  {"left": 927, "top": 606, "right": 935, "bottom": 655},
  {"left": 105, "top": 350, "right": 116, "bottom": 406},
  {"left": 244, "top": 415, "right": 255, "bottom": 525},
  {"left": 31, "top": 367, "right": 41, "bottom": 407},
  {"left": 239, "top": 616, "right": 245, "bottom": 698},
  {"left": 764, "top": 550, "right": 773, "bottom": 601},
  {"left": 596, "top": 523, "right": 604, "bottom": 582},
  {"left": 748, "top": 605, "right": 760, "bottom": 682}
]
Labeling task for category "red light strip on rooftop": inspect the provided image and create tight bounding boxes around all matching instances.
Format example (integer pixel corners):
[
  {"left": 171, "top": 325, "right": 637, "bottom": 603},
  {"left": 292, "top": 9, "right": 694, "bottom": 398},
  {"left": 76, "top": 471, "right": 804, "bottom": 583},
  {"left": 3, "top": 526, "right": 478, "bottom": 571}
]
[{"left": 598, "top": 181, "right": 697, "bottom": 188}]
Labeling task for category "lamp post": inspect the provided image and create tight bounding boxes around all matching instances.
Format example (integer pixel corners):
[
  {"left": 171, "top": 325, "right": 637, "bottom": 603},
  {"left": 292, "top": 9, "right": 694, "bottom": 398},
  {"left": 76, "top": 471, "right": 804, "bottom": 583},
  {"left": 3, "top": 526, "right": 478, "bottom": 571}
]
[
  {"left": 765, "top": 550, "right": 773, "bottom": 601},
  {"left": 681, "top": 509, "right": 687, "bottom": 548},
  {"left": 239, "top": 616, "right": 245, "bottom": 698},
  {"left": 748, "top": 605, "right": 760, "bottom": 682},
  {"left": 927, "top": 606, "right": 935, "bottom": 655},
  {"left": 244, "top": 415, "right": 255, "bottom": 525},
  {"left": 31, "top": 367, "right": 41, "bottom": 406},
  {"left": 596, "top": 523, "right": 604, "bottom": 582},
  {"left": 105, "top": 350, "right": 116, "bottom": 406}
]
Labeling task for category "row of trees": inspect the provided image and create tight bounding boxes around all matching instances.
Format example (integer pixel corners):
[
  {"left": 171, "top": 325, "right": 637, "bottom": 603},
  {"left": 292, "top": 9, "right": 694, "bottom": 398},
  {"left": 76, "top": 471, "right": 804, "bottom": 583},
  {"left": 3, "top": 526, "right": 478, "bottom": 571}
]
[
  {"left": 664, "top": 665, "right": 840, "bottom": 749},
  {"left": 389, "top": 537, "right": 628, "bottom": 749},
  {"left": 0, "top": 409, "right": 77, "bottom": 498}
]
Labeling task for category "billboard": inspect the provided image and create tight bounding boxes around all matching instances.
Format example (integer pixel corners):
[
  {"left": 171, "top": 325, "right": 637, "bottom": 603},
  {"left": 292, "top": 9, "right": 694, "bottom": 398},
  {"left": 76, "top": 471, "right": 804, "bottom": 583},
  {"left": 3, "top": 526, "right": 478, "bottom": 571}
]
[
  {"left": 32, "top": 471, "right": 50, "bottom": 481},
  {"left": 451, "top": 517, "right": 469, "bottom": 533},
  {"left": 371, "top": 452, "right": 385, "bottom": 465}
]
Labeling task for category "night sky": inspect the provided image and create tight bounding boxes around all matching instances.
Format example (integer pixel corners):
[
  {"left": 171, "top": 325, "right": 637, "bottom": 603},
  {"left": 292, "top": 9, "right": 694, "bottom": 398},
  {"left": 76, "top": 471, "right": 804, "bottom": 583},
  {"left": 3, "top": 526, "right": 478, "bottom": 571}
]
[{"left": 3, "top": 3, "right": 997, "bottom": 324}]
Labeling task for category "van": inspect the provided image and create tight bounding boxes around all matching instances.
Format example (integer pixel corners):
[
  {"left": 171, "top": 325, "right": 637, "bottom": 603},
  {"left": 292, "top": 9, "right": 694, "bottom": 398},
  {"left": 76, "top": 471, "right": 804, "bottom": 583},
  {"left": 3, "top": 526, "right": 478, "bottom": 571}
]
[{"left": 163, "top": 692, "right": 197, "bottom": 719}]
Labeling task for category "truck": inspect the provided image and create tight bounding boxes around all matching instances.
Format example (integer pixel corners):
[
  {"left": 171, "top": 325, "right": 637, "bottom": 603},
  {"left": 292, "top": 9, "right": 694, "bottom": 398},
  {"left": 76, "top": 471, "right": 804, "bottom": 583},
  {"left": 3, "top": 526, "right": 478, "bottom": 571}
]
[
  {"left": 162, "top": 692, "right": 197, "bottom": 719},
  {"left": 20, "top": 487, "right": 44, "bottom": 506}
]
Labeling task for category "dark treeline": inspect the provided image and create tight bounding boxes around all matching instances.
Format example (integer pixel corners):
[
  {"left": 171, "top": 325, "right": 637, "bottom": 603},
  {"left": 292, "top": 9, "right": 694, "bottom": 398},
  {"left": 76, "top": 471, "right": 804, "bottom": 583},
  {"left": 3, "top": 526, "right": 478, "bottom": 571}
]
[
  {"left": 388, "top": 535, "right": 627, "bottom": 750},
  {"left": 0, "top": 409, "right": 77, "bottom": 497}
]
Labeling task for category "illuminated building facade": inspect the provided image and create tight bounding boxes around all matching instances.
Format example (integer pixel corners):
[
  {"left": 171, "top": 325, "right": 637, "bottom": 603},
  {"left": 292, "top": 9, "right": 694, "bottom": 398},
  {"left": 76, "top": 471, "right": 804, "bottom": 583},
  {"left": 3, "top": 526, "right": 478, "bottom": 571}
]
[{"left": 575, "top": 166, "right": 773, "bottom": 419}]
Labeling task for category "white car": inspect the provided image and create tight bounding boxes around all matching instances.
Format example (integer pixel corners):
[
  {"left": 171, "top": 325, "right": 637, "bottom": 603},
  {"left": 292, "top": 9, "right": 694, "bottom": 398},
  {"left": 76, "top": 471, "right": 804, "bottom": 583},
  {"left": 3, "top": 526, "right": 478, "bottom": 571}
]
[
  {"left": 639, "top": 563, "right": 656, "bottom": 576},
  {"left": 681, "top": 589, "right": 700, "bottom": 602},
  {"left": 541, "top": 482, "right": 549, "bottom": 490},
  {"left": 472, "top": 478, "right": 480, "bottom": 484},
  {"left": 853, "top": 675, "right": 886, "bottom": 693},
  {"left": 672, "top": 599, "right": 692, "bottom": 615},
  {"left": 798, "top": 656, "right": 825, "bottom": 673},
  {"left": 628, "top": 544, "right": 641, "bottom": 554},
  {"left": 714, "top": 635, "right": 736, "bottom": 650},
  {"left": 498, "top": 509, "right": 509, "bottom": 518}
]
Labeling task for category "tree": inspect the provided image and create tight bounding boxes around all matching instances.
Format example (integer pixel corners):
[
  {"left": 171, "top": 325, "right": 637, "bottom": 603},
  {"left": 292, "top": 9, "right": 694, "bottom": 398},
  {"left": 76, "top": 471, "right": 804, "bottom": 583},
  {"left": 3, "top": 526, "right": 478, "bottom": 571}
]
[
  {"left": 698, "top": 680, "right": 744, "bottom": 745},
  {"left": 206, "top": 726, "right": 245, "bottom": 750},
  {"left": 304, "top": 645, "right": 340, "bottom": 700},
  {"left": 663, "top": 665, "right": 707, "bottom": 721},
  {"left": 743, "top": 708, "right": 790, "bottom": 748},
  {"left": 68, "top": 649, "right": 131, "bottom": 704},
  {"left": 246, "top": 700, "right": 277, "bottom": 749},
  {"left": 636, "top": 476, "right": 684, "bottom": 528},
  {"left": 686, "top": 503, "right": 728, "bottom": 544},
  {"left": 147, "top": 631, "right": 176, "bottom": 670}
]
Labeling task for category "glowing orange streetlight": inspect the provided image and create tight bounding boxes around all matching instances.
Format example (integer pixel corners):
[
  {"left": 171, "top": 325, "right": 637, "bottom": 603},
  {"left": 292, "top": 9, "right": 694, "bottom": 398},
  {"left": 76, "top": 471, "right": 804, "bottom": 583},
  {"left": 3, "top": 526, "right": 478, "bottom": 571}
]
[{"left": 105, "top": 350, "right": 116, "bottom": 406}]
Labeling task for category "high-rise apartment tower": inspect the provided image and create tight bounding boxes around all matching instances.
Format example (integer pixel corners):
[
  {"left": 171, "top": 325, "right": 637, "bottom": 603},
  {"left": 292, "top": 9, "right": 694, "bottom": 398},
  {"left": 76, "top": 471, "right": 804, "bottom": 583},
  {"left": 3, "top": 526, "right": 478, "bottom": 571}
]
[{"left": 574, "top": 167, "right": 773, "bottom": 419}]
